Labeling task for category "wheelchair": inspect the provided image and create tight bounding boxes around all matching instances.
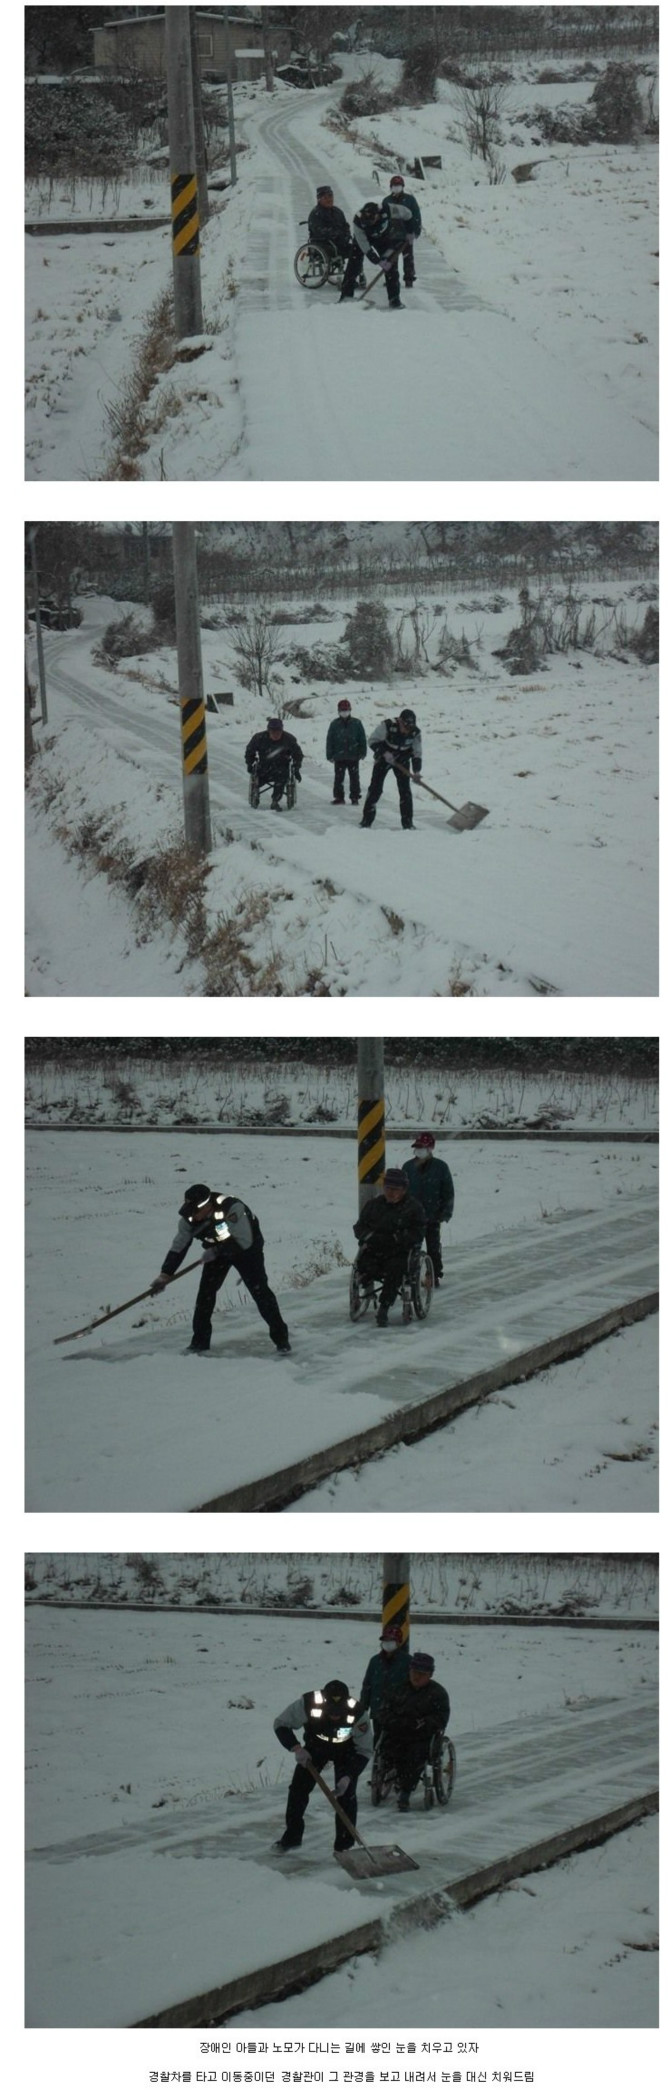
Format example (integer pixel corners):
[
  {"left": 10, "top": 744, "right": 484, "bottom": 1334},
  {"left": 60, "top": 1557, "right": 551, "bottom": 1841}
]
[
  {"left": 349, "top": 1242, "right": 434, "bottom": 1325},
  {"left": 293, "top": 225, "right": 366, "bottom": 294},
  {"left": 248, "top": 755, "right": 298, "bottom": 810},
  {"left": 370, "top": 1728, "right": 456, "bottom": 1811}
]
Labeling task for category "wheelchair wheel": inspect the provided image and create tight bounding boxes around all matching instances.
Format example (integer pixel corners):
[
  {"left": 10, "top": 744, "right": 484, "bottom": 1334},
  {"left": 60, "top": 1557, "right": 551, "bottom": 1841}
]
[
  {"left": 285, "top": 765, "right": 296, "bottom": 810},
  {"left": 294, "top": 241, "right": 330, "bottom": 290},
  {"left": 433, "top": 1737, "right": 456, "bottom": 1808},
  {"left": 411, "top": 1248, "right": 434, "bottom": 1320},
  {"left": 370, "top": 1746, "right": 395, "bottom": 1806},
  {"left": 248, "top": 770, "right": 260, "bottom": 808},
  {"left": 349, "top": 1263, "right": 373, "bottom": 1322},
  {"left": 422, "top": 1775, "right": 435, "bottom": 1810}
]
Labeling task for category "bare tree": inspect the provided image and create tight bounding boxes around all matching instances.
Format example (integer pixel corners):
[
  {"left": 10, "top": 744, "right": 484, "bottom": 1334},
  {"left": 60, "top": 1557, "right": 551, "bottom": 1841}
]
[
  {"left": 226, "top": 604, "right": 286, "bottom": 704},
  {"left": 456, "top": 70, "right": 508, "bottom": 162}
]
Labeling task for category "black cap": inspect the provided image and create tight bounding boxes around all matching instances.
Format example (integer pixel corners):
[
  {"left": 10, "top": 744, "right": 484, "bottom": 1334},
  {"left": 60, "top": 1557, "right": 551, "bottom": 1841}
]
[
  {"left": 183, "top": 1183, "right": 212, "bottom": 1210},
  {"left": 323, "top": 1678, "right": 350, "bottom": 1702}
]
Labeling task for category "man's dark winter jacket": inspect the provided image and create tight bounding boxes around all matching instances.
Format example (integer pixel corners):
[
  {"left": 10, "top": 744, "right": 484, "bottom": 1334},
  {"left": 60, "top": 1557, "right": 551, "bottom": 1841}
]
[
  {"left": 326, "top": 714, "right": 367, "bottom": 763},
  {"left": 245, "top": 728, "right": 303, "bottom": 776},
  {"left": 383, "top": 191, "right": 422, "bottom": 237},
  {"left": 308, "top": 202, "right": 351, "bottom": 248},
  {"left": 351, "top": 204, "right": 407, "bottom": 262},
  {"left": 161, "top": 1194, "right": 258, "bottom": 1277},
  {"left": 359, "top": 1646, "right": 411, "bottom": 1725},
  {"left": 353, "top": 1192, "right": 426, "bottom": 1262},
  {"left": 369, "top": 718, "right": 422, "bottom": 775},
  {"left": 403, "top": 1155, "right": 455, "bottom": 1225},
  {"left": 383, "top": 1676, "right": 450, "bottom": 1744},
  {"left": 274, "top": 1690, "right": 373, "bottom": 1759}
]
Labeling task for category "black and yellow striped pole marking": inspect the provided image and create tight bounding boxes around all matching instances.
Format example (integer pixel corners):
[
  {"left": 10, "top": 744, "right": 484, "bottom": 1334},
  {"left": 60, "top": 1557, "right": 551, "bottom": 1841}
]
[
  {"left": 173, "top": 523, "right": 212, "bottom": 857},
  {"left": 382, "top": 1555, "right": 410, "bottom": 1646},
  {"left": 171, "top": 172, "right": 200, "bottom": 258},
  {"left": 181, "top": 692, "right": 208, "bottom": 776},
  {"left": 357, "top": 1039, "right": 386, "bottom": 1213}
]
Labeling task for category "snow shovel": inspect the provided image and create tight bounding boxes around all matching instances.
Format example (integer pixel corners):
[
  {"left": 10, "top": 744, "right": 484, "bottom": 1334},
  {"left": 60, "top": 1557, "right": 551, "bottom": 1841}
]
[
  {"left": 308, "top": 1764, "right": 419, "bottom": 1879},
  {"left": 53, "top": 1260, "right": 205, "bottom": 1344},
  {"left": 392, "top": 757, "right": 488, "bottom": 831},
  {"left": 357, "top": 267, "right": 386, "bottom": 302}
]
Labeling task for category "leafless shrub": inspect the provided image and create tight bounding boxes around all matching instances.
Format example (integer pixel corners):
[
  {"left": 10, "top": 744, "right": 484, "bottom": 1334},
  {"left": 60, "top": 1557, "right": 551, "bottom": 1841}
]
[{"left": 456, "top": 71, "right": 509, "bottom": 161}]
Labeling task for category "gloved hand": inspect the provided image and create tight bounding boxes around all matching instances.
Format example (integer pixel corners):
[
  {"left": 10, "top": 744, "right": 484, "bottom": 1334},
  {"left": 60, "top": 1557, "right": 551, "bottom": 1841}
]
[
  {"left": 335, "top": 1774, "right": 351, "bottom": 1796},
  {"left": 294, "top": 769, "right": 302, "bottom": 782},
  {"left": 380, "top": 258, "right": 393, "bottom": 273},
  {"left": 150, "top": 1275, "right": 170, "bottom": 1294},
  {"left": 293, "top": 1745, "right": 312, "bottom": 1766},
  {"left": 383, "top": 750, "right": 396, "bottom": 765}
]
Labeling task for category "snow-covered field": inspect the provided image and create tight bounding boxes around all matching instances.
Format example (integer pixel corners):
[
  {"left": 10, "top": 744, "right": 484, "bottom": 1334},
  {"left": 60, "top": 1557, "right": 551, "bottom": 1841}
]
[
  {"left": 25, "top": 56, "right": 658, "bottom": 480},
  {"left": 25, "top": 1584, "right": 658, "bottom": 2028},
  {"left": 25, "top": 1124, "right": 658, "bottom": 1511},
  {"left": 25, "top": 577, "right": 658, "bottom": 999}
]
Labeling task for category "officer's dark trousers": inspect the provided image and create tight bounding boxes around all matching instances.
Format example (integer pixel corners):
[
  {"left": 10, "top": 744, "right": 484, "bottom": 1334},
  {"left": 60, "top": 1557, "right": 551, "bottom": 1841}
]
[
  {"left": 193, "top": 1248, "right": 288, "bottom": 1350},
  {"left": 361, "top": 759, "right": 414, "bottom": 829},
  {"left": 285, "top": 1737, "right": 365, "bottom": 1848},
  {"left": 341, "top": 247, "right": 400, "bottom": 302}
]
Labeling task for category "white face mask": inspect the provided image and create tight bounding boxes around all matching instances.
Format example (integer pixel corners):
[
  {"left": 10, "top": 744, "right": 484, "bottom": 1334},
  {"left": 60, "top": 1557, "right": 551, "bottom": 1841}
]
[{"left": 414, "top": 1151, "right": 431, "bottom": 1167}]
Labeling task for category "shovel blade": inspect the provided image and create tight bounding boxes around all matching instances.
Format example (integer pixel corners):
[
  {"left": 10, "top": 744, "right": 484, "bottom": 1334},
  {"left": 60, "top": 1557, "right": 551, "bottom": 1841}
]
[
  {"left": 335, "top": 1844, "right": 419, "bottom": 1879},
  {"left": 447, "top": 802, "right": 489, "bottom": 831}
]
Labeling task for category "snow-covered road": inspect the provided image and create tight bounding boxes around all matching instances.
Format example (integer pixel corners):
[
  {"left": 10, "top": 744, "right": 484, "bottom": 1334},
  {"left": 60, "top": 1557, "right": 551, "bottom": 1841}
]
[
  {"left": 26, "top": 1129, "right": 658, "bottom": 1511},
  {"left": 224, "top": 90, "right": 657, "bottom": 482},
  {"left": 25, "top": 76, "right": 658, "bottom": 481},
  {"left": 25, "top": 1602, "right": 658, "bottom": 2029},
  {"left": 28, "top": 623, "right": 659, "bottom": 1000}
]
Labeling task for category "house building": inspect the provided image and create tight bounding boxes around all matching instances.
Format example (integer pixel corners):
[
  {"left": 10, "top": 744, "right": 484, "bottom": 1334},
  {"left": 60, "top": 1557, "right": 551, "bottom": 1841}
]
[{"left": 93, "top": 11, "right": 290, "bottom": 83}]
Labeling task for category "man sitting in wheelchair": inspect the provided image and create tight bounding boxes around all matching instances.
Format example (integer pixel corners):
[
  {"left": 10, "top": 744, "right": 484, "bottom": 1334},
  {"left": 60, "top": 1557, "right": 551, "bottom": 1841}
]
[
  {"left": 376, "top": 1651, "right": 450, "bottom": 1810},
  {"left": 308, "top": 185, "right": 351, "bottom": 261},
  {"left": 352, "top": 1168, "right": 426, "bottom": 1327},
  {"left": 245, "top": 718, "right": 303, "bottom": 810}
]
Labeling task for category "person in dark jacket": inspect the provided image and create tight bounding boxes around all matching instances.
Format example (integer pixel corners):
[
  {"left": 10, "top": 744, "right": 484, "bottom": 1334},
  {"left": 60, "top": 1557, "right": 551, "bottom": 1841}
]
[
  {"left": 353, "top": 1168, "right": 426, "bottom": 1326},
  {"left": 308, "top": 187, "right": 350, "bottom": 254},
  {"left": 359, "top": 1624, "right": 411, "bottom": 1741},
  {"left": 360, "top": 710, "right": 422, "bottom": 830},
  {"left": 378, "top": 1652, "right": 450, "bottom": 1809},
  {"left": 382, "top": 173, "right": 422, "bottom": 285},
  {"left": 339, "top": 201, "right": 407, "bottom": 308},
  {"left": 274, "top": 1679, "right": 373, "bottom": 1851},
  {"left": 150, "top": 1183, "right": 290, "bottom": 1355},
  {"left": 326, "top": 698, "right": 367, "bottom": 804},
  {"left": 245, "top": 718, "right": 303, "bottom": 810},
  {"left": 402, "top": 1132, "right": 455, "bottom": 1286}
]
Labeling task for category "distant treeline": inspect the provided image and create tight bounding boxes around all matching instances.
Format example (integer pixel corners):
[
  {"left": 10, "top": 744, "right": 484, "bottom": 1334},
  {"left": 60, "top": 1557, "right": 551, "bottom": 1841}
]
[
  {"left": 25, "top": 1039, "right": 658, "bottom": 1078},
  {"left": 25, "top": 520, "right": 658, "bottom": 615}
]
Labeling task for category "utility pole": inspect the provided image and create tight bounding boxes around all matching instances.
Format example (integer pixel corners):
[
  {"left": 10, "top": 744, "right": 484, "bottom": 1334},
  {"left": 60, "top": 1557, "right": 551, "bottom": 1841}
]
[
  {"left": 165, "top": 6, "right": 203, "bottom": 339},
  {"left": 224, "top": 11, "right": 238, "bottom": 184},
  {"left": 357, "top": 1039, "right": 386, "bottom": 1214},
  {"left": 189, "top": 8, "right": 210, "bottom": 226},
  {"left": 261, "top": 6, "right": 275, "bottom": 91},
  {"left": 25, "top": 661, "right": 35, "bottom": 767},
  {"left": 28, "top": 528, "right": 48, "bottom": 725},
  {"left": 382, "top": 1556, "right": 410, "bottom": 1645},
  {"left": 172, "top": 523, "right": 212, "bottom": 856}
]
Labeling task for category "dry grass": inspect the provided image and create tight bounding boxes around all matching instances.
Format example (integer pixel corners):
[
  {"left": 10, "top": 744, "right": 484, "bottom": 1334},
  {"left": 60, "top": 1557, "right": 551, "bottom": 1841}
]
[{"left": 103, "top": 288, "right": 176, "bottom": 479}]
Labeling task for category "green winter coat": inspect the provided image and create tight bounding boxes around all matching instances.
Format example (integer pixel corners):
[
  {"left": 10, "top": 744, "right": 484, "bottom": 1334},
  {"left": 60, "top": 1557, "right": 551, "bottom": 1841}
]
[
  {"left": 326, "top": 715, "right": 367, "bottom": 762},
  {"left": 403, "top": 1155, "right": 455, "bottom": 1225},
  {"left": 359, "top": 1645, "right": 411, "bottom": 1725}
]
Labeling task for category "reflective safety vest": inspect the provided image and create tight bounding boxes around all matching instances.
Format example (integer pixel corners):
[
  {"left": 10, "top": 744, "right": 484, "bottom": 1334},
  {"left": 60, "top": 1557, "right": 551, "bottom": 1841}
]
[{"left": 307, "top": 1689, "right": 359, "bottom": 1745}]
